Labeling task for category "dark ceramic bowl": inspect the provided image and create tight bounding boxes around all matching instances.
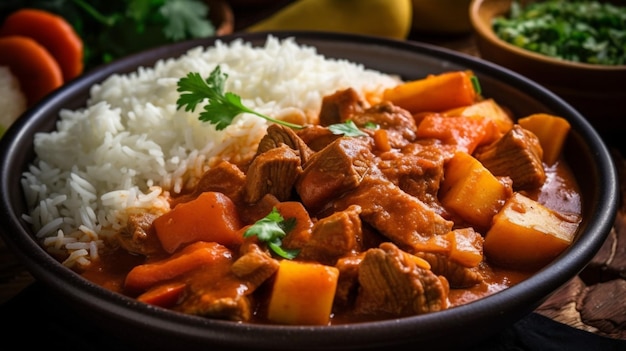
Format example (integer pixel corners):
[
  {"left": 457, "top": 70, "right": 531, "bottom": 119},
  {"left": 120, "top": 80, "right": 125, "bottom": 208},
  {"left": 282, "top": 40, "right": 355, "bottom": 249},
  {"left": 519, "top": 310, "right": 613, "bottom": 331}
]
[{"left": 0, "top": 32, "right": 619, "bottom": 350}]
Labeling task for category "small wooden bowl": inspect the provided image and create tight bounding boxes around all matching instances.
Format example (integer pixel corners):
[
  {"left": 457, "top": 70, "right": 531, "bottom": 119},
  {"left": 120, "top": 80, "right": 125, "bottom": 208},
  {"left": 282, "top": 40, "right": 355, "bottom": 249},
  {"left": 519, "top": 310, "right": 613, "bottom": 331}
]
[{"left": 469, "top": 0, "right": 626, "bottom": 140}]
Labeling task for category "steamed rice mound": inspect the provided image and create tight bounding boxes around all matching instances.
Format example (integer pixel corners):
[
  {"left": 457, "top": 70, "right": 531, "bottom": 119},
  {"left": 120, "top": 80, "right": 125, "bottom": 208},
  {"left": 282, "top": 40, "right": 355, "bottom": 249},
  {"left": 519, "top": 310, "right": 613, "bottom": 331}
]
[{"left": 21, "top": 36, "right": 401, "bottom": 267}]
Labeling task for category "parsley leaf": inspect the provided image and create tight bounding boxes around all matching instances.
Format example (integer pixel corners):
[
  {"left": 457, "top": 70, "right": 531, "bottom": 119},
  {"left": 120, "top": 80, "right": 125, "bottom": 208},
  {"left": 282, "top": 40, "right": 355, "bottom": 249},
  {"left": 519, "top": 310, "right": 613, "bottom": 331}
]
[
  {"left": 364, "top": 121, "right": 379, "bottom": 130},
  {"left": 243, "top": 207, "right": 299, "bottom": 259},
  {"left": 328, "top": 120, "right": 368, "bottom": 137},
  {"left": 160, "top": 0, "right": 215, "bottom": 41},
  {"left": 176, "top": 66, "right": 305, "bottom": 130}
]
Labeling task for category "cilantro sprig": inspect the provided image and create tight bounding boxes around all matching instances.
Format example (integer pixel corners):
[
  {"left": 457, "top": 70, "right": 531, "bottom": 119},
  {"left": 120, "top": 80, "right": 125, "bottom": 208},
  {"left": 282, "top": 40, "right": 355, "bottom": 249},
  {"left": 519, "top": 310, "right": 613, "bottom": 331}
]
[
  {"left": 176, "top": 66, "right": 304, "bottom": 130},
  {"left": 176, "top": 66, "right": 377, "bottom": 137},
  {"left": 243, "top": 207, "right": 299, "bottom": 259},
  {"left": 328, "top": 120, "right": 368, "bottom": 137}
]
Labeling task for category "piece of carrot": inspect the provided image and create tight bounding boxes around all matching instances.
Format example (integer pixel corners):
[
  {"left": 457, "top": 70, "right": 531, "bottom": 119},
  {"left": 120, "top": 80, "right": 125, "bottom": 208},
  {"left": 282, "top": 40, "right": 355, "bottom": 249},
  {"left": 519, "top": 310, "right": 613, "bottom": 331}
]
[
  {"left": 383, "top": 71, "right": 478, "bottom": 113},
  {"left": 0, "top": 8, "right": 83, "bottom": 82},
  {"left": 0, "top": 35, "right": 63, "bottom": 106},
  {"left": 274, "top": 201, "right": 314, "bottom": 249},
  {"left": 153, "top": 191, "right": 244, "bottom": 253},
  {"left": 137, "top": 282, "right": 187, "bottom": 307},
  {"left": 125, "top": 241, "right": 232, "bottom": 293},
  {"left": 416, "top": 114, "right": 499, "bottom": 154},
  {"left": 372, "top": 128, "right": 392, "bottom": 152}
]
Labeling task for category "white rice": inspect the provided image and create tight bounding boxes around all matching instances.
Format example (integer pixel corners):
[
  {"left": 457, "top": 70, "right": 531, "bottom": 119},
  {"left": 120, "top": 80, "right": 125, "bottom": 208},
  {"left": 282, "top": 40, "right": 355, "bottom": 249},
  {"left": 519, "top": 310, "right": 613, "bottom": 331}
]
[{"left": 20, "top": 35, "right": 401, "bottom": 268}]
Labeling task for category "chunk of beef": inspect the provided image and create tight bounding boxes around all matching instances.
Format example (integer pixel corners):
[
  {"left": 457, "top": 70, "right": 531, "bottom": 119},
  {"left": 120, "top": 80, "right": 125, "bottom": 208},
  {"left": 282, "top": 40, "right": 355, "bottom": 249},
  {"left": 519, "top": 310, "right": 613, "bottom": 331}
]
[
  {"left": 256, "top": 124, "right": 314, "bottom": 164},
  {"left": 232, "top": 242, "right": 280, "bottom": 290},
  {"left": 355, "top": 243, "right": 448, "bottom": 316},
  {"left": 299, "top": 205, "right": 364, "bottom": 265},
  {"left": 414, "top": 252, "right": 484, "bottom": 288},
  {"left": 333, "top": 174, "right": 454, "bottom": 251},
  {"left": 237, "top": 193, "right": 280, "bottom": 224},
  {"left": 174, "top": 244, "right": 254, "bottom": 321},
  {"left": 318, "top": 88, "right": 366, "bottom": 126},
  {"left": 474, "top": 124, "right": 546, "bottom": 191},
  {"left": 296, "top": 137, "right": 374, "bottom": 213},
  {"left": 352, "top": 101, "right": 417, "bottom": 148},
  {"left": 296, "top": 124, "right": 341, "bottom": 152},
  {"left": 275, "top": 201, "right": 315, "bottom": 251},
  {"left": 334, "top": 254, "right": 364, "bottom": 308},
  {"left": 177, "top": 285, "right": 252, "bottom": 322},
  {"left": 244, "top": 144, "right": 302, "bottom": 203},
  {"left": 377, "top": 141, "right": 450, "bottom": 216},
  {"left": 117, "top": 213, "right": 163, "bottom": 256},
  {"left": 407, "top": 228, "right": 484, "bottom": 288},
  {"left": 175, "top": 242, "right": 279, "bottom": 322},
  {"left": 176, "top": 160, "right": 247, "bottom": 206}
]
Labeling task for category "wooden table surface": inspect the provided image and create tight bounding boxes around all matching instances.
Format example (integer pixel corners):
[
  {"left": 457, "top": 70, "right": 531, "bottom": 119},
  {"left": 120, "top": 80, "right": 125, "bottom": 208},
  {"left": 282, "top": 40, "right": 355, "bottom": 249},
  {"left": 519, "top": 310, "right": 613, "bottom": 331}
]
[{"left": 1, "top": 2, "right": 625, "bottom": 344}]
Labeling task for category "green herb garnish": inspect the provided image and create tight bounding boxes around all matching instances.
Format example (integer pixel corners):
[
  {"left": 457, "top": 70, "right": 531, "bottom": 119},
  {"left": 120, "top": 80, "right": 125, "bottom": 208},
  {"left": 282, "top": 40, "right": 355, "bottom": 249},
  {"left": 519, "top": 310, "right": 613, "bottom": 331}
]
[
  {"left": 328, "top": 120, "right": 368, "bottom": 137},
  {"left": 364, "top": 121, "right": 379, "bottom": 130},
  {"left": 243, "top": 207, "right": 299, "bottom": 259},
  {"left": 176, "top": 66, "right": 305, "bottom": 130},
  {"left": 470, "top": 75, "right": 482, "bottom": 96},
  {"left": 492, "top": 0, "right": 626, "bottom": 65},
  {"left": 176, "top": 67, "right": 377, "bottom": 136},
  {"left": 0, "top": 0, "right": 217, "bottom": 70}
]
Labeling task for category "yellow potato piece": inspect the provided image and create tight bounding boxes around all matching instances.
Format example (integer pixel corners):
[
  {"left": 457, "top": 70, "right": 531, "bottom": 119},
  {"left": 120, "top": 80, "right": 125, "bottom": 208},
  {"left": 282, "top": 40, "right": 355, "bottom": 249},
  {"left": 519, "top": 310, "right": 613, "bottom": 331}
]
[
  {"left": 267, "top": 260, "right": 339, "bottom": 325},
  {"left": 440, "top": 151, "right": 510, "bottom": 229},
  {"left": 484, "top": 192, "right": 580, "bottom": 271},
  {"left": 518, "top": 113, "right": 570, "bottom": 165},
  {"left": 444, "top": 98, "right": 514, "bottom": 135}
]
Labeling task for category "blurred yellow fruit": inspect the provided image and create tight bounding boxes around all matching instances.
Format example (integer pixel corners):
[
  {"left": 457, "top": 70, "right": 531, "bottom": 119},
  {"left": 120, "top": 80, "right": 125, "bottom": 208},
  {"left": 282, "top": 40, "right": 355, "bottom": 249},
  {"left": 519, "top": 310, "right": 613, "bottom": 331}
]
[{"left": 245, "top": 0, "right": 413, "bottom": 40}]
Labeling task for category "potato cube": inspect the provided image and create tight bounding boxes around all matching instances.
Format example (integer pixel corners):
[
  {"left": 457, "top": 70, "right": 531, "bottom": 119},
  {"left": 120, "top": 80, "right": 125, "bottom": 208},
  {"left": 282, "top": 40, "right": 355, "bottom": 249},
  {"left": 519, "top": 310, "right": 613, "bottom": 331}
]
[
  {"left": 518, "top": 113, "right": 570, "bottom": 165},
  {"left": 444, "top": 98, "right": 514, "bottom": 135},
  {"left": 440, "top": 151, "right": 511, "bottom": 229},
  {"left": 267, "top": 260, "right": 339, "bottom": 325},
  {"left": 484, "top": 192, "right": 580, "bottom": 271}
]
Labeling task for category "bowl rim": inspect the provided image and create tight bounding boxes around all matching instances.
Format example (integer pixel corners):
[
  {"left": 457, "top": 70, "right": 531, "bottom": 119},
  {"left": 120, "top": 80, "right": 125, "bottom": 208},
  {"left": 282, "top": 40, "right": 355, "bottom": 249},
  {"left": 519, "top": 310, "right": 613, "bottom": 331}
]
[
  {"left": 0, "top": 30, "right": 620, "bottom": 350},
  {"left": 469, "top": 0, "right": 626, "bottom": 71}
]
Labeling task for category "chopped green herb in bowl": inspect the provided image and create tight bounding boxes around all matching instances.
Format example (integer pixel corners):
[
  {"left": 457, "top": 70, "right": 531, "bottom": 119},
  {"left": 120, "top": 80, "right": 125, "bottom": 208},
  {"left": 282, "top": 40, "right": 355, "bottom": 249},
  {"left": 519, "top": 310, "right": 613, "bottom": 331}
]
[
  {"left": 492, "top": 0, "right": 626, "bottom": 66},
  {"left": 470, "top": 0, "right": 626, "bottom": 141}
]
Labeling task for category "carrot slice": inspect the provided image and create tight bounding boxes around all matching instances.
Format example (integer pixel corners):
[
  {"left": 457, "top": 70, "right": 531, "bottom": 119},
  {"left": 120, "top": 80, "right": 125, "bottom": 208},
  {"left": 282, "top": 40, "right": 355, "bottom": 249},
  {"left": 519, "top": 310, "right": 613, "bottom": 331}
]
[
  {"left": 383, "top": 71, "right": 478, "bottom": 113},
  {"left": 0, "top": 35, "right": 63, "bottom": 106},
  {"left": 137, "top": 282, "right": 186, "bottom": 308},
  {"left": 0, "top": 8, "right": 83, "bottom": 82},
  {"left": 125, "top": 241, "right": 233, "bottom": 293},
  {"left": 416, "top": 114, "right": 499, "bottom": 154},
  {"left": 153, "top": 191, "right": 244, "bottom": 254}
]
